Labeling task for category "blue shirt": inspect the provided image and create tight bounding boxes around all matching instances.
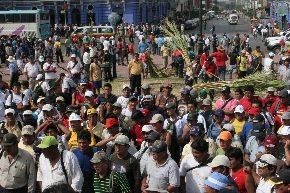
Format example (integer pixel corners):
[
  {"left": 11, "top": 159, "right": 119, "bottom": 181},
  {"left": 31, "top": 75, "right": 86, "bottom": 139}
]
[
  {"left": 207, "top": 122, "right": 222, "bottom": 140},
  {"left": 8, "top": 62, "right": 18, "bottom": 75},
  {"left": 138, "top": 42, "right": 148, "bottom": 53},
  {"left": 157, "top": 37, "right": 164, "bottom": 47},
  {"left": 240, "top": 122, "right": 271, "bottom": 144}
]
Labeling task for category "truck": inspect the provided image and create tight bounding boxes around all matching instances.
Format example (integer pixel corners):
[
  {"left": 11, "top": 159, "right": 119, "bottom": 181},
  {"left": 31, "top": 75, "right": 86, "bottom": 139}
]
[{"left": 228, "top": 14, "right": 239, "bottom": 25}]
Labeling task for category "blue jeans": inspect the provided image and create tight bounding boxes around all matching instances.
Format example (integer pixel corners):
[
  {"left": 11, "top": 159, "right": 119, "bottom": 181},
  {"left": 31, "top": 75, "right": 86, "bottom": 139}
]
[{"left": 217, "top": 66, "right": 226, "bottom": 81}]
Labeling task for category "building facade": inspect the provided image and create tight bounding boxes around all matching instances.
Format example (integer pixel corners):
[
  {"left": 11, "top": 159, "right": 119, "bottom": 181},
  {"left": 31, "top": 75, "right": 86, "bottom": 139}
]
[
  {"left": 0, "top": 0, "right": 172, "bottom": 25},
  {"left": 270, "top": 1, "right": 289, "bottom": 30}
]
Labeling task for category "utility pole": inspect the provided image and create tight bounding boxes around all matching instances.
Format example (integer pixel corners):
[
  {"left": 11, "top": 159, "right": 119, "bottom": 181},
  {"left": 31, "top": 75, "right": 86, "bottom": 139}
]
[{"left": 199, "top": 0, "right": 203, "bottom": 36}]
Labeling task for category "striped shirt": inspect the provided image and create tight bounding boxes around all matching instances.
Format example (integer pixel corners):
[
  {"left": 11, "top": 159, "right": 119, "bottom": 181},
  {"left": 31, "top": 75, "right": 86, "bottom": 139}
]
[{"left": 93, "top": 171, "right": 131, "bottom": 193}]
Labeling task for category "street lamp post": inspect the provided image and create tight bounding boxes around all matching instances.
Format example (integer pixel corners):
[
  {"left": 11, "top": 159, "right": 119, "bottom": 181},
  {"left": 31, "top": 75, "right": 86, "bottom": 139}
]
[{"left": 199, "top": 0, "right": 203, "bottom": 36}]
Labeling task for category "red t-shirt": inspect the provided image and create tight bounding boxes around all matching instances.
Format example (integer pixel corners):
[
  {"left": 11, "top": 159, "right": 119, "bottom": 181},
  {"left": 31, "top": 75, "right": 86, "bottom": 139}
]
[
  {"left": 263, "top": 95, "right": 278, "bottom": 107},
  {"left": 239, "top": 96, "right": 263, "bottom": 114},
  {"left": 204, "top": 61, "right": 217, "bottom": 74},
  {"left": 130, "top": 123, "right": 144, "bottom": 147},
  {"left": 210, "top": 51, "right": 228, "bottom": 67},
  {"left": 75, "top": 91, "right": 86, "bottom": 104},
  {"left": 200, "top": 53, "right": 207, "bottom": 67},
  {"left": 231, "top": 168, "right": 248, "bottom": 193}
]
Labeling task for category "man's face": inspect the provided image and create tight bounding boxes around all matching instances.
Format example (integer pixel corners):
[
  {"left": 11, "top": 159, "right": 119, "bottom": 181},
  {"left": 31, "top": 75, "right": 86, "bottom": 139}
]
[
  {"left": 191, "top": 149, "right": 207, "bottom": 163},
  {"left": 112, "top": 107, "right": 122, "bottom": 115},
  {"left": 274, "top": 183, "right": 290, "bottom": 193},
  {"left": 123, "top": 88, "right": 131, "bottom": 97},
  {"left": 220, "top": 139, "right": 231, "bottom": 150},
  {"left": 22, "top": 134, "right": 35, "bottom": 145},
  {"left": 235, "top": 112, "right": 245, "bottom": 121},
  {"left": 45, "top": 129, "right": 58, "bottom": 138},
  {"left": 5, "top": 113, "right": 15, "bottom": 122},
  {"left": 3, "top": 143, "right": 17, "bottom": 155},
  {"left": 203, "top": 105, "right": 212, "bottom": 111},
  {"left": 43, "top": 110, "right": 53, "bottom": 120},
  {"left": 70, "top": 120, "right": 82, "bottom": 131},
  {"left": 152, "top": 151, "right": 166, "bottom": 162},
  {"left": 115, "top": 143, "right": 128, "bottom": 156},
  {"left": 88, "top": 114, "right": 97, "bottom": 123},
  {"left": 78, "top": 139, "right": 90, "bottom": 152},
  {"left": 103, "top": 86, "right": 112, "bottom": 95},
  {"left": 187, "top": 104, "right": 196, "bottom": 113},
  {"left": 42, "top": 146, "right": 54, "bottom": 158},
  {"left": 257, "top": 165, "right": 273, "bottom": 178},
  {"left": 268, "top": 91, "right": 275, "bottom": 97},
  {"left": 80, "top": 84, "right": 87, "bottom": 92},
  {"left": 13, "top": 86, "right": 21, "bottom": 94},
  {"left": 93, "top": 161, "right": 109, "bottom": 175},
  {"left": 229, "top": 157, "right": 240, "bottom": 169},
  {"left": 245, "top": 91, "right": 253, "bottom": 99},
  {"left": 166, "top": 108, "right": 175, "bottom": 116},
  {"left": 71, "top": 57, "right": 76, "bottom": 62},
  {"left": 235, "top": 92, "right": 243, "bottom": 100}
]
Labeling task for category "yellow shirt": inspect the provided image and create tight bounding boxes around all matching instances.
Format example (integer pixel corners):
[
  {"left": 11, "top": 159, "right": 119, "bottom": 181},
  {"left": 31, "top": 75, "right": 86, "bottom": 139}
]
[
  {"left": 231, "top": 118, "right": 246, "bottom": 136},
  {"left": 4, "top": 122, "right": 22, "bottom": 141},
  {"left": 54, "top": 41, "right": 61, "bottom": 48},
  {"left": 237, "top": 56, "right": 248, "bottom": 72},
  {"left": 84, "top": 121, "right": 104, "bottom": 147},
  {"left": 68, "top": 131, "right": 78, "bottom": 151},
  {"left": 18, "top": 141, "right": 36, "bottom": 160},
  {"left": 128, "top": 59, "right": 143, "bottom": 75},
  {"left": 161, "top": 46, "right": 169, "bottom": 57}
]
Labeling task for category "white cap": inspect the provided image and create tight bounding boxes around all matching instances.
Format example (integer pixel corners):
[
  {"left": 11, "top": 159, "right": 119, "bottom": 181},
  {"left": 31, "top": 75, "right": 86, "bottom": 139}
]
[
  {"left": 85, "top": 90, "right": 94, "bottom": 98},
  {"left": 149, "top": 114, "right": 164, "bottom": 124},
  {"left": 269, "top": 52, "right": 275, "bottom": 57},
  {"left": 71, "top": 54, "right": 76, "bottom": 57},
  {"left": 21, "top": 125, "right": 34, "bottom": 135},
  {"left": 23, "top": 110, "right": 33, "bottom": 115},
  {"left": 208, "top": 155, "right": 230, "bottom": 168},
  {"left": 256, "top": 154, "right": 277, "bottom": 168},
  {"left": 222, "top": 123, "right": 235, "bottom": 132},
  {"left": 36, "top": 74, "right": 43, "bottom": 80},
  {"left": 5, "top": 108, "right": 15, "bottom": 115},
  {"left": 234, "top": 105, "right": 245, "bottom": 113},
  {"left": 56, "top": 96, "right": 65, "bottom": 102},
  {"left": 142, "top": 125, "right": 154, "bottom": 132},
  {"left": 39, "top": 55, "right": 44, "bottom": 62},
  {"left": 42, "top": 104, "right": 53, "bottom": 111},
  {"left": 114, "top": 135, "right": 130, "bottom": 145},
  {"left": 37, "top": 97, "right": 45, "bottom": 103},
  {"left": 122, "top": 84, "right": 131, "bottom": 90},
  {"left": 69, "top": 113, "right": 82, "bottom": 121},
  {"left": 277, "top": 125, "right": 290, "bottom": 135}
]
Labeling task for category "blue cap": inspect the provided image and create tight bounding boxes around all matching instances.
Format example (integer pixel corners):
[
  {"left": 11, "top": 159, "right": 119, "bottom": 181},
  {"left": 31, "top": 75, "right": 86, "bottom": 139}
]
[
  {"left": 204, "top": 172, "right": 229, "bottom": 191},
  {"left": 189, "top": 125, "right": 203, "bottom": 136}
]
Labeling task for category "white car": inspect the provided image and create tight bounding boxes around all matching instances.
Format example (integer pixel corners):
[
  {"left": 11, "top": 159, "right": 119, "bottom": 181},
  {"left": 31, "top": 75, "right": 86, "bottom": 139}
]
[{"left": 265, "top": 32, "right": 290, "bottom": 54}]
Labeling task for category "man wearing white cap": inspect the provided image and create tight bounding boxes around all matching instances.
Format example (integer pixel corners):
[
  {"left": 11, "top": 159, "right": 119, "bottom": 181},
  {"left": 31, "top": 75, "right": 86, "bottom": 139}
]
[
  {"left": 42, "top": 57, "right": 57, "bottom": 86},
  {"left": 67, "top": 113, "right": 84, "bottom": 150},
  {"left": 116, "top": 84, "right": 131, "bottom": 109},
  {"left": 67, "top": 54, "right": 82, "bottom": 84},
  {"left": 0, "top": 108, "right": 22, "bottom": 141},
  {"left": 34, "top": 74, "right": 50, "bottom": 96},
  {"left": 80, "top": 91, "right": 96, "bottom": 118},
  {"left": 263, "top": 52, "right": 275, "bottom": 75},
  {"left": 18, "top": 125, "right": 37, "bottom": 160},
  {"left": 61, "top": 73, "right": 77, "bottom": 93}
]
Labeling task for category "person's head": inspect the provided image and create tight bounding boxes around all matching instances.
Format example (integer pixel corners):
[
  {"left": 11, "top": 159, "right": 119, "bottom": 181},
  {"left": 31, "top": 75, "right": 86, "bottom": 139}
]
[
  {"left": 221, "top": 86, "right": 231, "bottom": 99},
  {"left": 162, "top": 83, "right": 173, "bottom": 95},
  {"left": 114, "top": 135, "right": 130, "bottom": 158},
  {"left": 151, "top": 140, "right": 168, "bottom": 162},
  {"left": 244, "top": 85, "right": 255, "bottom": 99},
  {"left": 42, "top": 104, "right": 54, "bottom": 119},
  {"left": 87, "top": 108, "right": 98, "bottom": 124},
  {"left": 103, "top": 83, "right": 112, "bottom": 95},
  {"left": 270, "top": 169, "right": 290, "bottom": 193},
  {"left": 234, "top": 105, "right": 245, "bottom": 121},
  {"left": 105, "top": 117, "right": 119, "bottom": 136},
  {"left": 70, "top": 54, "right": 77, "bottom": 62},
  {"left": 42, "top": 183, "right": 76, "bottom": 193},
  {"left": 208, "top": 155, "right": 230, "bottom": 176},
  {"left": 21, "top": 125, "right": 35, "bottom": 146},
  {"left": 141, "top": 83, "right": 151, "bottom": 95},
  {"left": 187, "top": 100, "right": 198, "bottom": 113},
  {"left": 150, "top": 114, "right": 164, "bottom": 131},
  {"left": 234, "top": 88, "right": 244, "bottom": 100},
  {"left": 21, "top": 80, "right": 29, "bottom": 90},
  {"left": 225, "top": 148, "right": 243, "bottom": 170},
  {"left": 4, "top": 108, "right": 16, "bottom": 122},
  {"left": 37, "top": 136, "right": 59, "bottom": 158},
  {"left": 122, "top": 84, "right": 131, "bottom": 97},
  {"left": 269, "top": 52, "right": 275, "bottom": 58},
  {"left": 69, "top": 113, "right": 82, "bottom": 132},
  {"left": 189, "top": 124, "right": 205, "bottom": 142},
  {"left": 91, "top": 151, "right": 110, "bottom": 176},
  {"left": 77, "top": 130, "right": 91, "bottom": 152},
  {"left": 187, "top": 112, "right": 198, "bottom": 126},
  {"left": 112, "top": 103, "right": 122, "bottom": 116},
  {"left": 12, "top": 82, "right": 21, "bottom": 94},
  {"left": 180, "top": 87, "right": 190, "bottom": 99},
  {"left": 282, "top": 112, "right": 290, "bottom": 126},
  {"left": 141, "top": 95, "right": 154, "bottom": 109},
  {"left": 79, "top": 80, "right": 88, "bottom": 92},
  {"left": 252, "top": 123, "right": 267, "bottom": 143},
  {"left": 264, "top": 135, "right": 278, "bottom": 154},
  {"left": 284, "top": 58, "right": 290, "bottom": 67},
  {"left": 191, "top": 139, "right": 209, "bottom": 163},
  {"left": 214, "top": 109, "right": 225, "bottom": 124},
  {"left": 256, "top": 46, "right": 261, "bottom": 51},
  {"left": 44, "top": 123, "right": 59, "bottom": 138},
  {"left": 166, "top": 103, "right": 176, "bottom": 117},
  {"left": 131, "top": 110, "right": 144, "bottom": 124},
  {"left": 256, "top": 154, "right": 277, "bottom": 178},
  {"left": 204, "top": 172, "right": 230, "bottom": 193},
  {"left": 84, "top": 90, "right": 95, "bottom": 103},
  {"left": 219, "top": 131, "right": 232, "bottom": 151},
  {"left": 2, "top": 133, "right": 19, "bottom": 155},
  {"left": 145, "top": 131, "right": 160, "bottom": 146},
  {"left": 279, "top": 90, "right": 289, "bottom": 104},
  {"left": 141, "top": 125, "right": 154, "bottom": 139},
  {"left": 128, "top": 96, "right": 138, "bottom": 109},
  {"left": 267, "top": 87, "right": 276, "bottom": 96},
  {"left": 202, "top": 98, "right": 212, "bottom": 111},
  {"left": 134, "top": 53, "right": 139, "bottom": 60},
  {"left": 277, "top": 125, "right": 290, "bottom": 144}
]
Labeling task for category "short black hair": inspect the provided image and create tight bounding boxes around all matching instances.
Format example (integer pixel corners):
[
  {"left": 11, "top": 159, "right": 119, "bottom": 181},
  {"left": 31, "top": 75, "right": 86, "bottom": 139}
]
[
  {"left": 43, "top": 184, "right": 76, "bottom": 193},
  {"left": 77, "top": 130, "right": 91, "bottom": 142},
  {"left": 244, "top": 85, "right": 254, "bottom": 93},
  {"left": 225, "top": 147, "right": 243, "bottom": 163},
  {"left": 103, "top": 83, "right": 112, "bottom": 88},
  {"left": 21, "top": 80, "right": 29, "bottom": 88},
  {"left": 235, "top": 88, "right": 244, "bottom": 95},
  {"left": 191, "top": 139, "right": 208, "bottom": 153}
]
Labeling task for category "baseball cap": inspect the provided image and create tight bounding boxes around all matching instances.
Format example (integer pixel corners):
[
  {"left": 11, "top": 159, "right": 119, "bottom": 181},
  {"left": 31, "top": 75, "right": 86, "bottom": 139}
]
[
  {"left": 270, "top": 169, "right": 290, "bottom": 185},
  {"left": 21, "top": 125, "right": 35, "bottom": 135},
  {"left": 0, "top": 128, "right": 8, "bottom": 137},
  {"left": 122, "top": 84, "right": 131, "bottom": 90},
  {"left": 23, "top": 110, "right": 33, "bottom": 116},
  {"left": 87, "top": 108, "right": 97, "bottom": 115},
  {"left": 222, "top": 123, "right": 235, "bottom": 132},
  {"left": 202, "top": 98, "right": 212, "bottom": 106},
  {"left": 36, "top": 74, "right": 43, "bottom": 80},
  {"left": 267, "top": 87, "right": 276, "bottom": 92},
  {"left": 143, "top": 95, "right": 153, "bottom": 102},
  {"left": 149, "top": 114, "right": 164, "bottom": 123},
  {"left": 112, "top": 102, "right": 122, "bottom": 109},
  {"left": 150, "top": 140, "right": 167, "bottom": 153},
  {"left": 282, "top": 56, "right": 287, "bottom": 61},
  {"left": 187, "top": 113, "right": 198, "bottom": 121},
  {"left": 248, "top": 107, "right": 261, "bottom": 116},
  {"left": 90, "top": 151, "right": 108, "bottom": 164},
  {"left": 282, "top": 112, "right": 290, "bottom": 120},
  {"left": 37, "top": 97, "right": 46, "bottom": 103},
  {"left": 277, "top": 125, "right": 290, "bottom": 135},
  {"left": 204, "top": 172, "right": 229, "bottom": 191},
  {"left": 142, "top": 125, "right": 154, "bottom": 132},
  {"left": 85, "top": 90, "right": 94, "bottom": 98},
  {"left": 105, "top": 118, "right": 119, "bottom": 128},
  {"left": 221, "top": 86, "right": 230, "bottom": 93},
  {"left": 189, "top": 125, "right": 203, "bottom": 136},
  {"left": 263, "top": 135, "right": 278, "bottom": 148},
  {"left": 66, "top": 105, "right": 74, "bottom": 112},
  {"left": 234, "top": 105, "right": 244, "bottom": 113},
  {"left": 2, "top": 133, "right": 18, "bottom": 146},
  {"left": 279, "top": 89, "right": 288, "bottom": 98},
  {"left": 214, "top": 109, "right": 225, "bottom": 117},
  {"left": 42, "top": 104, "right": 53, "bottom": 111},
  {"left": 256, "top": 154, "right": 277, "bottom": 168},
  {"left": 219, "top": 131, "right": 232, "bottom": 141},
  {"left": 37, "top": 136, "right": 58, "bottom": 149},
  {"left": 146, "top": 132, "right": 160, "bottom": 141},
  {"left": 5, "top": 108, "right": 15, "bottom": 116},
  {"left": 208, "top": 155, "right": 230, "bottom": 168},
  {"left": 115, "top": 135, "right": 130, "bottom": 145},
  {"left": 70, "top": 54, "right": 76, "bottom": 58},
  {"left": 129, "top": 95, "right": 138, "bottom": 101},
  {"left": 69, "top": 113, "right": 82, "bottom": 121},
  {"left": 165, "top": 103, "right": 175, "bottom": 109},
  {"left": 56, "top": 96, "right": 65, "bottom": 102},
  {"left": 141, "top": 83, "right": 151, "bottom": 89}
]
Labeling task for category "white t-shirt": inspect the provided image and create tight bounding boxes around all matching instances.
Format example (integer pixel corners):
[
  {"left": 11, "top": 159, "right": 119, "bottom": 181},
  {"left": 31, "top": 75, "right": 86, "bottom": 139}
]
[
  {"left": 5, "top": 92, "right": 29, "bottom": 106},
  {"left": 180, "top": 154, "right": 212, "bottom": 193},
  {"left": 43, "top": 62, "right": 57, "bottom": 80},
  {"left": 163, "top": 117, "right": 184, "bottom": 138},
  {"left": 256, "top": 178, "right": 275, "bottom": 193},
  {"left": 116, "top": 96, "right": 129, "bottom": 109},
  {"left": 122, "top": 108, "right": 133, "bottom": 118},
  {"left": 263, "top": 58, "right": 273, "bottom": 74},
  {"left": 103, "top": 40, "right": 111, "bottom": 51},
  {"left": 67, "top": 61, "right": 82, "bottom": 74},
  {"left": 62, "top": 77, "right": 77, "bottom": 93},
  {"left": 34, "top": 81, "right": 50, "bottom": 95},
  {"left": 24, "top": 62, "right": 41, "bottom": 78}
]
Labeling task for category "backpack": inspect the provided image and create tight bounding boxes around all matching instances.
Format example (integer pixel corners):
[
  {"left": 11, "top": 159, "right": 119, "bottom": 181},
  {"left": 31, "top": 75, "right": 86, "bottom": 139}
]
[
  {"left": 6, "top": 92, "right": 25, "bottom": 109},
  {"left": 166, "top": 118, "right": 180, "bottom": 162},
  {"left": 32, "top": 84, "right": 45, "bottom": 105}
]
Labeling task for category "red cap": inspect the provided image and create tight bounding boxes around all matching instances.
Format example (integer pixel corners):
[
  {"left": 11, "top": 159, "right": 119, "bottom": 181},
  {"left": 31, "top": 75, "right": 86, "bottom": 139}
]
[
  {"left": 105, "top": 118, "right": 119, "bottom": 129},
  {"left": 263, "top": 135, "right": 278, "bottom": 147},
  {"left": 248, "top": 107, "right": 261, "bottom": 116}
]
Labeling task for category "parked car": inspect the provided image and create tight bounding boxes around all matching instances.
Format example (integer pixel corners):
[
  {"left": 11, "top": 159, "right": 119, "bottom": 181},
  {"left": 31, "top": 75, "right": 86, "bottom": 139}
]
[{"left": 265, "top": 32, "right": 290, "bottom": 54}]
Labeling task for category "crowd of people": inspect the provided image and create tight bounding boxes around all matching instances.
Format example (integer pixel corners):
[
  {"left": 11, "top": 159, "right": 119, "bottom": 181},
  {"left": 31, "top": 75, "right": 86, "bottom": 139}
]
[{"left": 0, "top": 19, "right": 290, "bottom": 193}]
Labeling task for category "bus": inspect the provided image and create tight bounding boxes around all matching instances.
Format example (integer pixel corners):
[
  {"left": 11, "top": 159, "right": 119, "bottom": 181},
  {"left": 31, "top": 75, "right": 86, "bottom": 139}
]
[{"left": 0, "top": 10, "right": 51, "bottom": 39}]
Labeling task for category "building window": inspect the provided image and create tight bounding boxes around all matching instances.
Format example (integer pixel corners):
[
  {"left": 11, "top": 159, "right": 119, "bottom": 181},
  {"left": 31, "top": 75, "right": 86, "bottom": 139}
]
[{"left": 21, "top": 14, "right": 36, "bottom": 23}]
